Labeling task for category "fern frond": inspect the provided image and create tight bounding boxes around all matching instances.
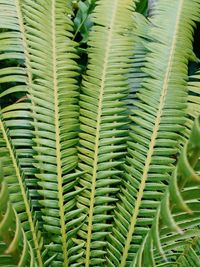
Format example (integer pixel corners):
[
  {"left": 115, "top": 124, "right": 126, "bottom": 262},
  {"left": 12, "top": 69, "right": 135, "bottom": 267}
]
[
  {"left": 0, "top": 119, "right": 43, "bottom": 266},
  {"left": 0, "top": 176, "right": 36, "bottom": 266},
  {"left": 21, "top": 0, "right": 83, "bottom": 265},
  {"left": 0, "top": 0, "right": 42, "bottom": 219},
  {"left": 173, "top": 236, "right": 200, "bottom": 267},
  {"left": 107, "top": 1, "right": 200, "bottom": 266},
  {"left": 132, "top": 116, "right": 200, "bottom": 266},
  {"left": 75, "top": 0, "right": 137, "bottom": 265}
]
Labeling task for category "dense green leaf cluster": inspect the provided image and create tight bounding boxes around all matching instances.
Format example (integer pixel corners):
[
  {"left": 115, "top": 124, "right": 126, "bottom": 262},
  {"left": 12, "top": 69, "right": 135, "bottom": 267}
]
[{"left": 0, "top": 0, "right": 200, "bottom": 266}]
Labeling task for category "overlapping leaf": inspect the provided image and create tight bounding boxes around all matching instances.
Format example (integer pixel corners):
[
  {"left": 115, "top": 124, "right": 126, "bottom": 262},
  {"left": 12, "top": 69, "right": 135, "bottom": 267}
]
[
  {"left": 188, "top": 69, "right": 200, "bottom": 120},
  {"left": 173, "top": 236, "right": 200, "bottom": 267},
  {"left": 106, "top": 1, "right": 200, "bottom": 266},
  {"left": 0, "top": 0, "right": 200, "bottom": 266},
  {"left": 21, "top": 0, "right": 83, "bottom": 265},
  {"left": 132, "top": 116, "right": 200, "bottom": 266},
  {"left": 75, "top": 0, "right": 136, "bottom": 265},
  {"left": 0, "top": 0, "right": 44, "bottom": 264},
  {"left": 0, "top": 170, "right": 35, "bottom": 267},
  {"left": 0, "top": 119, "right": 43, "bottom": 266},
  {"left": 0, "top": 0, "right": 41, "bottom": 219}
]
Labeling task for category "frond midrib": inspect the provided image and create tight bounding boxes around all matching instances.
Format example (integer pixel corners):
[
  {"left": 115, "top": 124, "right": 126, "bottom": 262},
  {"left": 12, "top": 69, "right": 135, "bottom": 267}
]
[
  {"left": 85, "top": 1, "right": 119, "bottom": 266},
  {"left": 119, "top": 1, "right": 184, "bottom": 266},
  {"left": 11, "top": 1, "right": 43, "bottom": 265},
  {"left": 51, "top": 0, "right": 68, "bottom": 265},
  {"left": 15, "top": 0, "right": 44, "bottom": 173}
]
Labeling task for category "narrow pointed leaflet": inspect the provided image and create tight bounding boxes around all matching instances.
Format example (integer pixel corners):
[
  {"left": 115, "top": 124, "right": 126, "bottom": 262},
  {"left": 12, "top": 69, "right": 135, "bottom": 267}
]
[
  {"left": 21, "top": 0, "right": 82, "bottom": 265},
  {"left": 76, "top": 0, "right": 136, "bottom": 266},
  {"left": 107, "top": 1, "right": 200, "bottom": 266}
]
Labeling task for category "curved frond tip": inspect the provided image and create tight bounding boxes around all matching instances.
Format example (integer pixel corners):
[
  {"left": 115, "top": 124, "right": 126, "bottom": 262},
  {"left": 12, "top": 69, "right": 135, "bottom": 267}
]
[
  {"left": 0, "top": 168, "right": 35, "bottom": 266},
  {"left": 132, "top": 116, "right": 200, "bottom": 267},
  {"left": 0, "top": 119, "right": 44, "bottom": 266}
]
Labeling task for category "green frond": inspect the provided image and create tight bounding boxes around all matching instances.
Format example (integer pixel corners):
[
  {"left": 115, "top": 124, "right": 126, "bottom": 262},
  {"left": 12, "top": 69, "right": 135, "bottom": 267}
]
[
  {"left": 1, "top": 0, "right": 200, "bottom": 266},
  {"left": 106, "top": 1, "right": 200, "bottom": 266},
  {"left": 173, "top": 236, "right": 200, "bottom": 267},
  {"left": 0, "top": 119, "right": 43, "bottom": 266},
  {"left": 0, "top": 1, "right": 43, "bottom": 261},
  {"left": 0, "top": 175, "right": 35, "bottom": 266},
  {"left": 21, "top": 0, "right": 82, "bottom": 265},
  {"left": 75, "top": 0, "right": 137, "bottom": 265},
  {"left": 136, "top": 0, "right": 148, "bottom": 16},
  {"left": 132, "top": 116, "right": 200, "bottom": 267},
  {"left": 0, "top": 0, "right": 41, "bottom": 217}
]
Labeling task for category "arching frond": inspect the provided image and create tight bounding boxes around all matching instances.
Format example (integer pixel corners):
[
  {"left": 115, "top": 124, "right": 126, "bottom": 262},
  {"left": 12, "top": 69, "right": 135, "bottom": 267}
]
[
  {"left": 106, "top": 1, "right": 200, "bottom": 266},
  {"left": 132, "top": 116, "right": 200, "bottom": 266},
  {"left": 0, "top": 175, "right": 35, "bottom": 266},
  {"left": 75, "top": 0, "right": 136, "bottom": 265},
  {"left": 21, "top": 0, "right": 83, "bottom": 265}
]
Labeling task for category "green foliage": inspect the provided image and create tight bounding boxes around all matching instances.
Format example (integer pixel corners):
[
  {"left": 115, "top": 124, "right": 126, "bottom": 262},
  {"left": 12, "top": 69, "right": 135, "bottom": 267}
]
[
  {"left": 73, "top": 0, "right": 97, "bottom": 43},
  {"left": 107, "top": 1, "right": 200, "bottom": 266},
  {"left": 0, "top": 0, "right": 200, "bottom": 266},
  {"left": 132, "top": 117, "right": 200, "bottom": 266},
  {"left": 76, "top": 1, "right": 135, "bottom": 265},
  {"left": 174, "top": 236, "right": 200, "bottom": 267},
  {"left": 136, "top": 0, "right": 148, "bottom": 16},
  {"left": 0, "top": 174, "right": 36, "bottom": 266}
]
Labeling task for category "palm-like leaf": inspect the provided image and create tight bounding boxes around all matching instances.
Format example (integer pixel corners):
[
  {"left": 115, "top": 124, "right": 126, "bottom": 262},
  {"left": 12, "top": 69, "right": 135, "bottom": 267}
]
[
  {"left": 0, "top": 172, "right": 35, "bottom": 266},
  {"left": 132, "top": 116, "right": 200, "bottom": 266},
  {"left": 76, "top": 0, "right": 136, "bottom": 265},
  {"left": 106, "top": 1, "right": 200, "bottom": 266},
  {"left": 21, "top": 0, "right": 84, "bottom": 265}
]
